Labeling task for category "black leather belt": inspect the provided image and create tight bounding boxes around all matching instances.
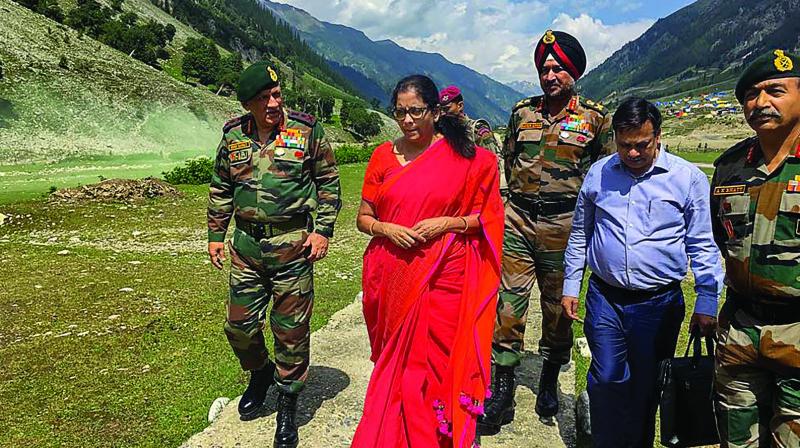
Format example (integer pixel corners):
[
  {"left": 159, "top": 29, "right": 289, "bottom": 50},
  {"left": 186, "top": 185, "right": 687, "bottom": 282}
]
[
  {"left": 590, "top": 274, "right": 681, "bottom": 302},
  {"left": 729, "top": 293, "right": 800, "bottom": 325},
  {"left": 235, "top": 215, "right": 309, "bottom": 240},
  {"left": 509, "top": 193, "right": 577, "bottom": 218}
]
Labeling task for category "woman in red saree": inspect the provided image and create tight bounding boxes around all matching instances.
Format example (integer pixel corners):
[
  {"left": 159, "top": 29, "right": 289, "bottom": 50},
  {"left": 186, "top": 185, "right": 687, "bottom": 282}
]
[{"left": 352, "top": 75, "right": 504, "bottom": 448}]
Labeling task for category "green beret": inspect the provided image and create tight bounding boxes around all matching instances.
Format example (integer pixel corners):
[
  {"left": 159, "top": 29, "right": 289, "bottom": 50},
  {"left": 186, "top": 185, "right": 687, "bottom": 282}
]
[
  {"left": 735, "top": 49, "right": 800, "bottom": 104},
  {"left": 237, "top": 61, "right": 280, "bottom": 103}
]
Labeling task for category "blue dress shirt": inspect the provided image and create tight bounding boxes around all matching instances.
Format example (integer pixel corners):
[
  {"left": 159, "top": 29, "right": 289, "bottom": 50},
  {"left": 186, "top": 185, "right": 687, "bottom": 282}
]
[{"left": 563, "top": 148, "right": 723, "bottom": 316}]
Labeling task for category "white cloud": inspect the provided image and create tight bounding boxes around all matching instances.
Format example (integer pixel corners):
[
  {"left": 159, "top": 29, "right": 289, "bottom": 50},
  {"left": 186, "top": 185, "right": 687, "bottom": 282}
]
[{"left": 274, "top": 0, "right": 654, "bottom": 84}]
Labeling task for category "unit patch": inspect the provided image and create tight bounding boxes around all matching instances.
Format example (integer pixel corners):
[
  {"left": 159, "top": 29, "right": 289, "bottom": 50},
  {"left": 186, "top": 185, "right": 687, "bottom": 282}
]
[
  {"left": 713, "top": 185, "right": 747, "bottom": 196},
  {"left": 229, "top": 140, "right": 251, "bottom": 151},
  {"left": 229, "top": 149, "right": 251, "bottom": 165}
]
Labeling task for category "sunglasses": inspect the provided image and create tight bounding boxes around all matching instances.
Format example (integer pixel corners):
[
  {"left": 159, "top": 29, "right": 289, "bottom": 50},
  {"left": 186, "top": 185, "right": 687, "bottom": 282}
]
[{"left": 392, "top": 106, "right": 429, "bottom": 120}]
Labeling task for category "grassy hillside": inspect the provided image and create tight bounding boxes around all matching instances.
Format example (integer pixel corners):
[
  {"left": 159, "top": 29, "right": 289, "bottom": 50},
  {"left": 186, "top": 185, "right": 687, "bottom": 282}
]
[{"left": 0, "top": 0, "right": 241, "bottom": 165}]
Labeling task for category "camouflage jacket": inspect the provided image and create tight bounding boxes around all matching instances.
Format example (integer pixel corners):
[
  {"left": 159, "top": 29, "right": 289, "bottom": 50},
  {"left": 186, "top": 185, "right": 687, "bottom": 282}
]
[
  {"left": 503, "top": 94, "right": 613, "bottom": 204},
  {"left": 207, "top": 109, "right": 341, "bottom": 242},
  {"left": 465, "top": 115, "right": 506, "bottom": 193},
  {"left": 711, "top": 137, "right": 800, "bottom": 301}
]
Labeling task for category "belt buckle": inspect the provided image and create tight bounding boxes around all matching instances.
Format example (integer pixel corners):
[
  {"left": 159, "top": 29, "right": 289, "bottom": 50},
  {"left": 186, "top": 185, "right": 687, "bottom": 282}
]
[{"left": 253, "top": 223, "right": 267, "bottom": 240}]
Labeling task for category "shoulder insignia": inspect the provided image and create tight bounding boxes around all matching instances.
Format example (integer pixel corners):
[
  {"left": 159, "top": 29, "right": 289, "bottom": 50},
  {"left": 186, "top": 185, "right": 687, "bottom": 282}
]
[
  {"left": 714, "top": 137, "right": 757, "bottom": 167},
  {"left": 288, "top": 110, "right": 317, "bottom": 127},
  {"left": 581, "top": 97, "right": 606, "bottom": 114},
  {"left": 222, "top": 115, "right": 245, "bottom": 134},
  {"left": 513, "top": 96, "right": 541, "bottom": 112}
]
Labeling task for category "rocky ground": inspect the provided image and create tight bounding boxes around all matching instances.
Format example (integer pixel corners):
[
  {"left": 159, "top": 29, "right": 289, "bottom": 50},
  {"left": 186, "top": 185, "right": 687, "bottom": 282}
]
[{"left": 182, "top": 289, "right": 577, "bottom": 448}]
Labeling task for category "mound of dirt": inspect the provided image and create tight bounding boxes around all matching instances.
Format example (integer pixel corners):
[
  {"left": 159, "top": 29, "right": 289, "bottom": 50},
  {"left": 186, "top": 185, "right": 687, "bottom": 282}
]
[{"left": 49, "top": 178, "right": 182, "bottom": 203}]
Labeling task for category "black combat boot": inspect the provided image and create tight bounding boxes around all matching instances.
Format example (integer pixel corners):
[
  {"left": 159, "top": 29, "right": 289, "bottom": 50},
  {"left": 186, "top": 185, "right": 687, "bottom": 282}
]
[
  {"left": 535, "top": 360, "right": 561, "bottom": 419},
  {"left": 238, "top": 360, "right": 275, "bottom": 420},
  {"left": 274, "top": 391, "right": 299, "bottom": 448},
  {"left": 477, "top": 366, "right": 516, "bottom": 436}
]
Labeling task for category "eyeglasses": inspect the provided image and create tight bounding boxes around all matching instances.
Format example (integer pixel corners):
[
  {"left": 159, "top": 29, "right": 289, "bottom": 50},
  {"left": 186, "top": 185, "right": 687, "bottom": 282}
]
[{"left": 392, "top": 106, "right": 429, "bottom": 120}]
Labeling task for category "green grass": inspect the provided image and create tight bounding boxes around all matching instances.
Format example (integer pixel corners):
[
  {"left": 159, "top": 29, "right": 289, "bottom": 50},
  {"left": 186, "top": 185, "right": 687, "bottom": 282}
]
[
  {"left": 0, "top": 164, "right": 369, "bottom": 448},
  {"left": 0, "top": 151, "right": 215, "bottom": 204},
  {"left": 672, "top": 150, "right": 723, "bottom": 165}
]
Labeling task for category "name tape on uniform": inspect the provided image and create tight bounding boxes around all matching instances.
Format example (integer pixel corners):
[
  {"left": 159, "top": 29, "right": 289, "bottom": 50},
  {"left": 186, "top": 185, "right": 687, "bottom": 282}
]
[
  {"left": 713, "top": 185, "right": 747, "bottom": 196},
  {"left": 229, "top": 140, "right": 251, "bottom": 151},
  {"left": 519, "top": 122, "right": 543, "bottom": 130}
]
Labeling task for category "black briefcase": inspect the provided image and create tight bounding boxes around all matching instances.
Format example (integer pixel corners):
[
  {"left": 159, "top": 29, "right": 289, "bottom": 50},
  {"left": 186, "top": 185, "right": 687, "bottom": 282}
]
[{"left": 656, "top": 330, "right": 720, "bottom": 447}]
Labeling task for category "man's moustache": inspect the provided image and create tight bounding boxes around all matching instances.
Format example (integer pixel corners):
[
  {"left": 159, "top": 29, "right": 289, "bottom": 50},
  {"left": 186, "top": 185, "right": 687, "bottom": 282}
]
[{"left": 749, "top": 109, "right": 781, "bottom": 120}]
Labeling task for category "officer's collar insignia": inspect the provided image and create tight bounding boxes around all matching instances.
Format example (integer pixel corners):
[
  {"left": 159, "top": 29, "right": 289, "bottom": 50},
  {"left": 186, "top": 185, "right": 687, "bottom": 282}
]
[
  {"left": 229, "top": 140, "right": 251, "bottom": 151},
  {"left": 713, "top": 185, "right": 747, "bottom": 196},
  {"left": 567, "top": 95, "right": 579, "bottom": 112},
  {"left": 268, "top": 66, "right": 279, "bottom": 82},
  {"left": 774, "top": 50, "right": 793, "bottom": 72},
  {"left": 276, "top": 128, "right": 306, "bottom": 150},
  {"left": 543, "top": 30, "right": 556, "bottom": 44}
]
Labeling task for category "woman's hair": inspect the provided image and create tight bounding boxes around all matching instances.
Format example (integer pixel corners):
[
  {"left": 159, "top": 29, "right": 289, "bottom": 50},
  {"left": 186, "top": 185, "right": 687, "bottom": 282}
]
[{"left": 390, "top": 75, "right": 475, "bottom": 158}]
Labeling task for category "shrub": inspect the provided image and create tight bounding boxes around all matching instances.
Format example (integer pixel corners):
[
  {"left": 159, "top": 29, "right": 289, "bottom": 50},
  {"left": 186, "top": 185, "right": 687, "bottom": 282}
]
[
  {"left": 162, "top": 157, "right": 214, "bottom": 184},
  {"left": 335, "top": 144, "right": 375, "bottom": 164}
]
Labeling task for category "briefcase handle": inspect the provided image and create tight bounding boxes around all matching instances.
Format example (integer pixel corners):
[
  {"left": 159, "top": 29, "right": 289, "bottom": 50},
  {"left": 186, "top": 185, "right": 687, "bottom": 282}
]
[{"left": 684, "top": 327, "right": 716, "bottom": 365}]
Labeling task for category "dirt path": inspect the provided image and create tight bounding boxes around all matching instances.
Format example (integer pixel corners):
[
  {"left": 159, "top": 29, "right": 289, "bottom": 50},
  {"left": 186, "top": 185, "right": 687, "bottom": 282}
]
[{"left": 181, "top": 291, "right": 576, "bottom": 448}]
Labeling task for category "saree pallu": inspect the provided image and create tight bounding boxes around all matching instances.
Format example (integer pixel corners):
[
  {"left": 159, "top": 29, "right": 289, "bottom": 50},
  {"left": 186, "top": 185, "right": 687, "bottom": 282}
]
[{"left": 352, "top": 140, "right": 504, "bottom": 448}]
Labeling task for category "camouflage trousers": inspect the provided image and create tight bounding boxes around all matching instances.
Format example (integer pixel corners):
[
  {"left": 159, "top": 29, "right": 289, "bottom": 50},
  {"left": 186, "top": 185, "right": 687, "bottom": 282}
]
[
  {"left": 492, "top": 202, "right": 573, "bottom": 367},
  {"left": 714, "top": 303, "right": 800, "bottom": 448},
  {"left": 225, "top": 227, "right": 314, "bottom": 394}
]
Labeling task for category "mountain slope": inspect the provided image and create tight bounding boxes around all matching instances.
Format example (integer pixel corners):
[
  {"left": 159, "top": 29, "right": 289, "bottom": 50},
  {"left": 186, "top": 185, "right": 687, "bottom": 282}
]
[
  {"left": 0, "top": 0, "right": 240, "bottom": 164},
  {"left": 579, "top": 0, "right": 800, "bottom": 101},
  {"left": 261, "top": 0, "right": 525, "bottom": 125}
]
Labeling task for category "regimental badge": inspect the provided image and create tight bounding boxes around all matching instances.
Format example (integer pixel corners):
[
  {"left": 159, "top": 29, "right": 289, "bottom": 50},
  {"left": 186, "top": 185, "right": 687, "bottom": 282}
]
[
  {"left": 442, "top": 95, "right": 450, "bottom": 102},
  {"left": 543, "top": 30, "right": 556, "bottom": 44},
  {"left": 268, "top": 66, "right": 279, "bottom": 82},
  {"left": 229, "top": 140, "right": 251, "bottom": 151},
  {"left": 275, "top": 128, "right": 306, "bottom": 150},
  {"left": 520, "top": 122, "right": 543, "bottom": 130},
  {"left": 774, "top": 50, "right": 793, "bottom": 72},
  {"left": 229, "top": 149, "right": 251, "bottom": 165},
  {"left": 713, "top": 185, "right": 747, "bottom": 196}
]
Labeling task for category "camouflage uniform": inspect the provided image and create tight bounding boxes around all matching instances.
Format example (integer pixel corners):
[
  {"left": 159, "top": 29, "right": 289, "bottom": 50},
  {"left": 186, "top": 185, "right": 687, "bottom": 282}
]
[
  {"left": 208, "top": 110, "right": 341, "bottom": 393},
  {"left": 710, "top": 137, "right": 800, "bottom": 448},
  {"left": 466, "top": 115, "right": 507, "bottom": 196},
  {"left": 493, "top": 94, "right": 613, "bottom": 367}
]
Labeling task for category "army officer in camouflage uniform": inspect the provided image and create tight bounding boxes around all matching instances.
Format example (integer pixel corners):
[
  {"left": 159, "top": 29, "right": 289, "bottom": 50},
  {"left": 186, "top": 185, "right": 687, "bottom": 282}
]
[
  {"left": 712, "top": 50, "right": 800, "bottom": 448},
  {"left": 439, "top": 85, "right": 507, "bottom": 196},
  {"left": 207, "top": 61, "right": 341, "bottom": 448},
  {"left": 479, "top": 30, "right": 614, "bottom": 435}
]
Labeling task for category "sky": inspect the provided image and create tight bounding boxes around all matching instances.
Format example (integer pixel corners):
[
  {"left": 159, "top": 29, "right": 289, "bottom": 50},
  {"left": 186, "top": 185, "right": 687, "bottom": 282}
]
[{"left": 273, "top": 0, "right": 696, "bottom": 83}]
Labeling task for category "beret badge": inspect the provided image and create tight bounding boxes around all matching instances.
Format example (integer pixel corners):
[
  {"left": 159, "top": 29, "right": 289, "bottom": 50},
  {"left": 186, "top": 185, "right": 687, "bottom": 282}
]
[{"left": 774, "top": 50, "right": 793, "bottom": 72}]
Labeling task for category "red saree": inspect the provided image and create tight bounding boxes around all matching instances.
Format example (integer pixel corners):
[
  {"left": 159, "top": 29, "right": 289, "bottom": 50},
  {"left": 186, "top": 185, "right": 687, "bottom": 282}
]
[{"left": 352, "top": 139, "right": 504, "bottom": 448}]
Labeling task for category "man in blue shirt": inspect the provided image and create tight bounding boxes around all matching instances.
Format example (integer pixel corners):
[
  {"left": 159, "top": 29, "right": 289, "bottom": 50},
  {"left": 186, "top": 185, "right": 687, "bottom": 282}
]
[{"left": 561, "top": 98, "right": 724, "bottom": 447}]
